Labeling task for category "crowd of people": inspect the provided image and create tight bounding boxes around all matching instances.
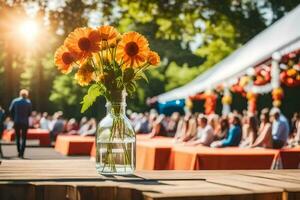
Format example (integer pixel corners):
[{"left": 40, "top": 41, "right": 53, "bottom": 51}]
[
  {"left": 1, "top": 110, "right": 97, "bottom": 141},
  {"left": 130, "top": 108, "right": 300, "bottom": 149},
  {"left": 0, "top": 89, "right": 299, "bottom": 159},
  {"left": 2, "top": 103, "right": 300, "bottom": 151}
]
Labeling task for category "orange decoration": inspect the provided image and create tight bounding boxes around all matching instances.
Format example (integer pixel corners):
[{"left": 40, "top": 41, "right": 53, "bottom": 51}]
[
  {"left": 246, "top": 92, "right": 257, "bottom": 114},
  {"left": 190, "top": 92, "right": 217, "bottom": 115},
  {"left": 272, "top": 87, "right": 284, "bottom": 108}
]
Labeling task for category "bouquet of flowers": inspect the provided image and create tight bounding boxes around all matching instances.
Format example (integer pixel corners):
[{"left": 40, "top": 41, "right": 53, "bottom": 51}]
[
  {"left": 54, "top": 25, "right": 160, "bottom": 174},
  {"left": 54, "top": 25, "right": 160, "bottom": 112}
]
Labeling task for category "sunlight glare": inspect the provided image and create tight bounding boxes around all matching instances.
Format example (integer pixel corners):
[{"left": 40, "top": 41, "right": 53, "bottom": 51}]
[{"left": 18, "top": 20, "right": 39, "bottom": 41}]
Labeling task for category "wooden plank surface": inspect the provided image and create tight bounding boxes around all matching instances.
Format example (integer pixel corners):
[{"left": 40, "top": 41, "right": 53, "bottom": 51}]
[{"left": 0, "top": 160, "right": 300, "bottom": 200}]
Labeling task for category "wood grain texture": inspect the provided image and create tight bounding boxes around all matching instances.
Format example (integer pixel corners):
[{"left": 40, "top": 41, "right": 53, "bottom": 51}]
[{"left": 0, "top": 160, "right": 299, "bottom": 200}]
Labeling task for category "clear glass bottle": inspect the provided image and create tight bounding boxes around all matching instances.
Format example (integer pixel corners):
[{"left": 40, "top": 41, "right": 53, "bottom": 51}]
[{"left": 95, "top": 91, "right": 136, "bottom": 175}]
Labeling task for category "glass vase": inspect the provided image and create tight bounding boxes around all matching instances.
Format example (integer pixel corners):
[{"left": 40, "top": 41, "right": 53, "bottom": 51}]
[{"left": 95, "top": 91, "right": 136, "bottom": 175}]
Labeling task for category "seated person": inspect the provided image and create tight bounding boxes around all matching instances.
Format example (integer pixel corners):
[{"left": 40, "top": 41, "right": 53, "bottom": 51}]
[
  {"left": 270, "top": 108, "right": 289, "bottom": 149},
  {"left": 134, "top": 113, "right": 150, "bottom": 134},
  {"left": 214, "top": 117, "right": 229, "bottom": 140},
  {"left": 3, "top": 117, "right": 14, "bottom": 131},
  {"left": 50, "top": 112, "right": 65, "bottom": 141},
  {"left": 186, "top": 115, "right": 214, "bottom": 146},
  {"left": 79, "top": 117, "right": 88, "bottom": 128},
  {"left": 288, "top": 112, "right": 300, "bottom": 147},
  {"left": 165, "top": 112, "right": 180, "bottom": 137},
  {"left": 294, "top": 115, "right": 300, "bottom": 146},
  {"left": 39, "top": 112, "right": 49, "bottom": 130},
  {"left": 240, "top": 115, "right": 258, "bottom": 148},
  {"left": 208, "top": 114, "right": 219, "bottom": 133},
  {"left": 251, "top": 111, "right": 272, "bottom": 148},
  {"left": 174, "top": 113, "right": 197, "bottom": 142},
  {"left": 78, "top": 118, "right": 97, "bottom": 136},
  {"left": 66, "top": 118, "right": 79, "bottom": 132},
  {"left": 211, "top": 114, "right": 242, "bottom": 147},
  {"left": 148, "top": 114, "right": 167, "bottom": 138}
]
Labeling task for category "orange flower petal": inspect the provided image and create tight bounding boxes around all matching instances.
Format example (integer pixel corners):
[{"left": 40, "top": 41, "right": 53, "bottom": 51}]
[{"left": 116, "top": 32, "right": 150, "bottom": 68}]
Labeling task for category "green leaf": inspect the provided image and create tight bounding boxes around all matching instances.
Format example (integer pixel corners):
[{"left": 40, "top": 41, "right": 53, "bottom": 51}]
[
  {"left": 126, "top": 81, "right": 136, "bottom": 97},
  {"left": 80, "top": 84, "right": 103, "bottom": 113},
  {"left": 135, "top": 71, "right": 148, "bottom": 83},
  {"left": 140, "top": 72, "right": 149, "bottom": 83}
]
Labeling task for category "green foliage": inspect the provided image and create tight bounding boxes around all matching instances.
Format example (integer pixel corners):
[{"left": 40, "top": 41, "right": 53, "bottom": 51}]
[
  {"left": 1, "top": 0, "right": 300, "bottom": 117},
  {"left": 194, "top": 18, "right": 238, "bottom": 73},
  {"left": 165, "top": 62, "right": 201, "bottom": 91},
  {"left": 50, "top": 75, "right": 87, "bottom": 108},
  {"left": 81, "top": 84, "right": 104, "bottom": 113}
]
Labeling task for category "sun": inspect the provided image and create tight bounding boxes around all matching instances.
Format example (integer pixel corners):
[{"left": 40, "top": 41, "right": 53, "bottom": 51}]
[{"left": 18, "top": 20, "right": 39, "bottom": 41}]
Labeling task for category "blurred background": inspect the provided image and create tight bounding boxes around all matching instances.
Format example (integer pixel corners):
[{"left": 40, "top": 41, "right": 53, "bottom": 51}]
[{"left": 0, "top": 0, "right": 299, "bottom": 120}]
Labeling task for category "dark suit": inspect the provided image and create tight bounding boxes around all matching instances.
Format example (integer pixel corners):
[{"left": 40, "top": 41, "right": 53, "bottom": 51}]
[{"left": 9, "top": 97, "right": 32, "bottom": 157}]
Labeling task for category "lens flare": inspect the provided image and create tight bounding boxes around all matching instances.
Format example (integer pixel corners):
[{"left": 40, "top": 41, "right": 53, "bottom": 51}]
[{"left": 18, "top": 20, "right": 39, "bottom": 41}]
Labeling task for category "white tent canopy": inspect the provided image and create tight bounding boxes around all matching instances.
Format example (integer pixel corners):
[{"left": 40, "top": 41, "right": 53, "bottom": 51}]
[{"left": 158, "top": 5, "right": 300, "bottom": 103}]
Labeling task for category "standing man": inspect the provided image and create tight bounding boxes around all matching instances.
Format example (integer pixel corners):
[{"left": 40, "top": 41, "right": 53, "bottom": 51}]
[{"left": 9, "top": 89, "right": 32, "bottom": 158}]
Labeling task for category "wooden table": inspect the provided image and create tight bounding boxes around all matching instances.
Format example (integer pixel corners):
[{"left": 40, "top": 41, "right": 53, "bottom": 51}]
[{"left": 0, "top": 160, "right": 300, "bottom": 200}]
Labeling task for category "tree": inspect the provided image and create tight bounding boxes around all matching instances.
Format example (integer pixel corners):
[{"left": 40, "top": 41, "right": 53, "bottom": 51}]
[{"left": 0, "top": 0, "right": 299, "bottom": 117}]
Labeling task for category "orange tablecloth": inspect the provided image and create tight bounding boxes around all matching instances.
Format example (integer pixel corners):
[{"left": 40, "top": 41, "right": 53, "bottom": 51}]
[
  {"left": 2, "top": 129, "right": 51, "bottom": 146},
  {"left": 89, "top": 136, "right": 300, "bottom": 170},
  {"left": 136, "top": 136, "right": 174, "bottom": 170},
  {"left": 279, "top": 148, "right": 300, "bottom": 169},
  {"left": 90, "top": 142, "right": 96, "bottom": 157},
  {"left": 55, "top": 135, "right": 94, "bottom": 155},
  {"left": 170, "top": 146, "right": 279, "bottom": 170}
]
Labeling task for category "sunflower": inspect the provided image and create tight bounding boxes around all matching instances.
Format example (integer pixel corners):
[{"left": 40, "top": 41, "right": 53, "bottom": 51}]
[
  {"left": 147, "top": 51, "right": 160, "bottom": 66},
  {"left": 97, "top": 25, "right": 120, "bottom": 48},
  {"left": 54, "top": 45, "right": 78, "bottom": 74},
  {"left": 116, "top": 32, "right": 150, "bottom": 68},
  {"left": 75, "top": 62, "right": 95, "bottom": 86},
  {"left": 64, "top": 27, "right": 100, "bottom": 61}
]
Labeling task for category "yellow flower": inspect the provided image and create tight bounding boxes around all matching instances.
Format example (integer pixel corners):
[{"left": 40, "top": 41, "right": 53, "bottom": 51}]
[
  {"left": 97, "top": 25, "right": 120, "bottom": 48},
  {"left": 273, "top": 100, "right": 282, "bottom": 107},
  {"left": 75, "top": 62, "right": 94, "bottom": 86},
  {"left": 239, "top": 76, "right": 250, "bottom": 87},
  {"left": 116, "top": 32, "right": 150, "bottom": 68},
  {"left": 222, "top": 96, "right": 232, "bottom": 105},
  {"left": 272, "top": 87, "right": 283, "bottom": 96},
  {"left": 54, "top": 45, "right": 78, "bottom": 74},
  {"left": 246, "top": 92, "right": 256, "bottom": 100},
  {"left": 64, "top": 27, "right": 100, "bottom": 61},
  {"left": 287, "top": 68, "right": 297, "bottom": 77},
  {"left": 147, "top": 51, "right": 160, "bottom": 66}
]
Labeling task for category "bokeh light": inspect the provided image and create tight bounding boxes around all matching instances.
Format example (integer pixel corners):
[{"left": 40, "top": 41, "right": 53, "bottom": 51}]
[{"left": 18, "top": 20, "right": 39, "bottom": 41}]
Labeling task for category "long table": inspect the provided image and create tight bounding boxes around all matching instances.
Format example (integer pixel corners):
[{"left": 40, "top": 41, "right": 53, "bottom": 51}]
[
  {"left": 0, "top": 160, "right": 300, "bottom": 200},
  {"left": 170, "top": 145, "right": 279, "bottom": 170},
  {"left": 136, "top": 135, "right": 300, "bottom": 170}
]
